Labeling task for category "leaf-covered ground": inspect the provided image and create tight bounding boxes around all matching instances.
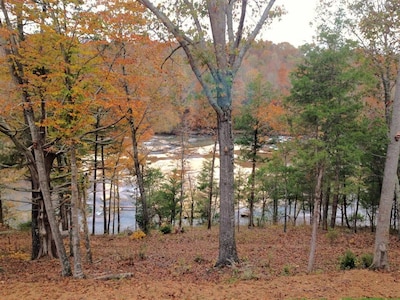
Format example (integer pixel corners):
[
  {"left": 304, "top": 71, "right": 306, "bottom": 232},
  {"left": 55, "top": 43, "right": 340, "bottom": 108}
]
[{"left": 1, "top": 224, "right": 400, "bottom": 299}]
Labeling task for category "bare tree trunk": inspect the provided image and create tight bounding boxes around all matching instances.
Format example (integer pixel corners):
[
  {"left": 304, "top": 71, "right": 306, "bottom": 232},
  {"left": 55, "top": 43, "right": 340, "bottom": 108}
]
[
  {"left": 70, "top": 144, "right": 84, "bottom": 278},
  {"left": 79, "top": 173, "right": 92, "bottom": 264},
  {"left": 178, "top": 120, "right": 186, "bottom": 229},
  {"left": 128, "top": 118, "right": 149, "bottom": 234},
  {"left": 208, "top": 138, "right": 217, "bottom": 230},
  {"left": 117, "top": 182, "right": 121, "bottom": 234},
  {"left": 372, "top": 66, "right": 400, "bottom": 270},
  {"left": 330, "top": 168, "right": 339, "bottom": 228},
  {"left": 249, "top": 128, "right": 257, "bottom": 228},
  {"left": 91, "top": 113, "right": 100, "bottom": 235},
  {"left": 307, "top": 166, "right": 324, "bottom": 273},
  {"left": 0, "top": 191, "right": 3, "bottom": 224},
  {"left": 188, "top": 174, "right": 195, "bottom": 226},
  {"left": 396, "top": 180, "right": 400, "bottom": 239},
  {"left": 215, "top": 111, "right": 239, "bottom": 266},
  {"left": 322, "top": 188, "right": 329, "bottom": 231},
  {"left": 354, "top": 188, "right": 360, "bottom": 234},
  {"left": 29, "top": 115, "right": 72, "bottom": 276},
  {"left": 137, "top": 0, "right": 276, "bottom": 267},
  {"left": 101, "top": 142, "right": 107, "bottom": 234}
]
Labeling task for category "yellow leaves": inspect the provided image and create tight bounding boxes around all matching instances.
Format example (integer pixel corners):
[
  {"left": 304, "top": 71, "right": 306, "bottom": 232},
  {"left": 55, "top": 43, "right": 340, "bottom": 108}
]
[
  {"left": 130, "top": 230, "right": 146, "bottom": 240},
  {"left": 1, "top": 251, "right": 30, "bottom": 261}
]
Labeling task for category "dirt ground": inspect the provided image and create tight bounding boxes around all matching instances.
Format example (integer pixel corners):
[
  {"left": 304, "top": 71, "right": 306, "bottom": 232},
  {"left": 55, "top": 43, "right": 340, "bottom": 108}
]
[{"left": 1, "top": 224, "right": 400, "bottom": 300}]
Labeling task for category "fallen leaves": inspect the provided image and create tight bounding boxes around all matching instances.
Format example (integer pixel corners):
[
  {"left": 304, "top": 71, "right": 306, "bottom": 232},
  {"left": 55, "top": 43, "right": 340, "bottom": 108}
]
[{"left": 1, "top": 225, "right": 400, "bottom": 299}]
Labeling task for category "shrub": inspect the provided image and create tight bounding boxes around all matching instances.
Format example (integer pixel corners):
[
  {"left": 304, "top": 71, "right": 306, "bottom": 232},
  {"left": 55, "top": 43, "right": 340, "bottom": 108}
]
[
  {"left": 282, "top": 264, "right": 291, "bottom": 276},
  {"left": 339, "top": 250, "right": 357, "bottom": 270},
  {"left": 326, "top": 228, "right": 339, "bottom": 244},
  {"left": 160, "top": 224, "right": 172, "bottom": 234},
  {"left": 18, "top": 221, "right": 32, "bottom": 231},
  {"left": 360, "top": 253, "right": 373, "bottom": 269},
  {"left": 130, "top": 230, "right": 146, "bottom": 240}
]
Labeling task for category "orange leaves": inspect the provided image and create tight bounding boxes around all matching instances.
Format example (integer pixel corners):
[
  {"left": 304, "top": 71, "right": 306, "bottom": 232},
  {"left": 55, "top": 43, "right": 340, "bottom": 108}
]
[{"left": 257, "top": 100, "right": 287, "bottom": 134}]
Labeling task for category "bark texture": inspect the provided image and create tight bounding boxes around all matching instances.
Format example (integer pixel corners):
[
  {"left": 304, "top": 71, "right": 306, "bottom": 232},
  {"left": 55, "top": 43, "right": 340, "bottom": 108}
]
[{"left": 372, "top": 64, "right": 400, "bottom": 270}]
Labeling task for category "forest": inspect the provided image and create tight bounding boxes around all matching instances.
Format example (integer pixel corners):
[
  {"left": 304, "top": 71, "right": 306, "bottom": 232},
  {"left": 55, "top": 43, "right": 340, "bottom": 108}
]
[{"left": 0, "top": 0, "right": 400, "bottom": 298}]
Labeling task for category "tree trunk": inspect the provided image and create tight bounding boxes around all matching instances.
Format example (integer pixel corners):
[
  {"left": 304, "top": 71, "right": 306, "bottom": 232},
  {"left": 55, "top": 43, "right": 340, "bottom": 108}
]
[
  {"left": 249, "top": 128, "right": 257, "bottom": 228},
  {"left": 396, "top": 180, "right": 400, "bottom": 239},
  {"left": 137, "top": 0, "right": 277, "bottom": 268},
  {"left": 79, "top": 173, "right": 92, "bottom": 264},
  {"left": 208, "top": 138, "right": 217, "bottom": 230},
  {"left": 330, "top": 168, "right": 339, "bottom": 228},
  {"left": 188, "top": 174, "right": 195, "bottom": 226},
  {"left": 322, "top": 187, "right": 329, "bottom": 230},
  {"left": 91, "top": 114, "right": 100, "bottom": 235},
  {"left": 101, "top": 142, "right": 107, "bottom": 234},
  {"left": 307, "top": 165, "right": 324, "bottom": 273},
  {"left": 29, "top": 151, "right": 61, "bottom": 260},
  {"left": 128, "top": 118, "right": 149, "bottom": 234},
  {"left": 354, "top": 188, "right": 360, "bottom": 233},
  {"left": 0, "top": 4, "right": 70, "bottom": 275},
  {"left": 70, "top": 144, "right": 84, "bottom": 278},
  {"left": 0, "top": 191, "right": 3, "bottom": 224},
  {"left": 372, "top": 65, "right": 400, "bottom": 270},
  {"left": 26, "top": 108, "right": 72, "bottom": 276},
  {"left": 178, "top": 123, "right": 186, "bottom": 229},
  {"left": 215, "top": 110, "right": 239, "bottom": 267}
]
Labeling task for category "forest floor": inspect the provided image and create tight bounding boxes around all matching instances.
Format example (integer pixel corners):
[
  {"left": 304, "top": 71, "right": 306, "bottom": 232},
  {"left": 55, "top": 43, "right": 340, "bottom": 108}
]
[{"left": 1, "top": 224, "right": 400, "bottom": 300}]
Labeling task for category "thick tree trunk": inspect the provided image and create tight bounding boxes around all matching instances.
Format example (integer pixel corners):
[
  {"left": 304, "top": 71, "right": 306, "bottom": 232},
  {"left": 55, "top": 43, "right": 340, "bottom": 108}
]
[
  {"left": 372, "top": 65, "right": 400, "bottom": 270},
  {"left": 215, "top": 110, "right": 239, "bottom": 267},
  {"left": 26, "top": 108, "right": 71, "bottom": 276},
  {"left": 0, "top": 5, "right": 70, "bottom": 276},
  {"left": 29, "top": 154, "right": 59, "bottom": 259},
  {"left": 396, "top": 180, "right": 400, "bottom": 239}
]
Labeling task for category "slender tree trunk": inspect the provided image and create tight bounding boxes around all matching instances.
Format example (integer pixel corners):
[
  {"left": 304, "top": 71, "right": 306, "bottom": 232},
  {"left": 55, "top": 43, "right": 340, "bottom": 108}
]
[
  {"left": 70, "top": 144, "right": 84, "bottom": 278},
  {"left": 322, "top": 188, "right": 329, "bottom": 231},
  {"left": 215, "top": 110, "right": 239, "bottom": 267},
  {"left": 354, "top": 188, "right": 360, "bottom": 233},
  {"left": 283, "top": 150, "right": 289, "bottom": 233},
  {"left": 101, "top": 142, "right": 107, "bottom": 234},
  {"left": 178, "top": 123, "right": 186, "bottom": 229},
  {"left": 117, "top": 180, "right": 121, "bottom": 234},
  {"left": 112, "top": 182, "right": 116, "bottom": 234},
  {"left": 79, "top": 173, "right": 92, "bottom": 264},
  {"left": 249, "top": 128, "right": 257, "bottom": 228},
  {"left": 91, "top": 114, "right": 100, "bottom": 235},
  {"left": 107, "top": 179, "right": 112, "bottom": 234},
  {"left": 188, "top": 174, "right": 195, "bottom": 226},
  {"left": 307, "top": 165, "right": 324, "bottom": 273},
  {"left": 0, "top": 191, "right": 3, "bottom": 224},
  {"left": 330, "top": 167, "right": 340, "bottom": 228},
  {"left": 128, "top": 118, "right": 149, "bottom": 234},
  {"left": 343, "top": 195, "right": 351, "bottom": 229},
  {"left": 208, "top": 138, "right": 217, "bottom": 230}
]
